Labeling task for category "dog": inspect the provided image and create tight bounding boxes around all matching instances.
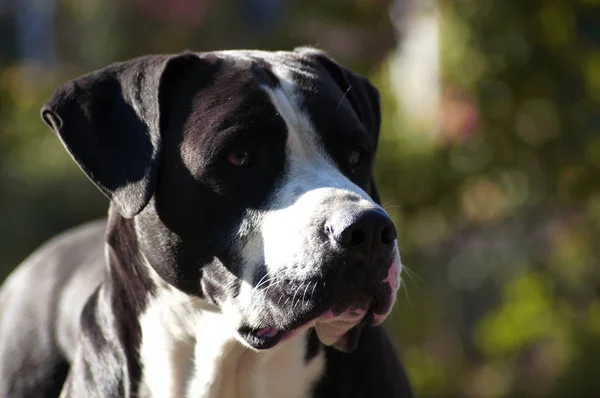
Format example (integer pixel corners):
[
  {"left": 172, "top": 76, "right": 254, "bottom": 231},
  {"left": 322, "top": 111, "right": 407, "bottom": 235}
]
[{"left": 0, "top": 48, "right": 413, "bottom": 397}]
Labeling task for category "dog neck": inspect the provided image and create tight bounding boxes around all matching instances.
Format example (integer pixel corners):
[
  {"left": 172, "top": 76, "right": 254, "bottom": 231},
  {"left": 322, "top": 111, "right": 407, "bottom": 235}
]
[
  {"left": 136, "top": 262, "right": 325, "bottom": 398},
  {"left": 104, "top": 211, "right": 326, "bottom": 397}
]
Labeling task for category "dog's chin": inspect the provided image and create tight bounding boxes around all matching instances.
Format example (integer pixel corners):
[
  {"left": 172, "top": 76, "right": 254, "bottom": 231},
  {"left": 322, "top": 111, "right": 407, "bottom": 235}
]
[
  {"left": 235, "top": 261, "right": 400, "bottom": 352},
  {"left": 236, "top": 294, "right": 394, "bottom": 352},
  {"left": 236, "top": 316, "right": 366, "bottom": 353}
]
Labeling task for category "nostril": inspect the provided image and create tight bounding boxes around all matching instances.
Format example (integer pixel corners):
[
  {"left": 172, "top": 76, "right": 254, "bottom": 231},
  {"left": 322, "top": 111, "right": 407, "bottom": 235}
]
[
  {"left": 346, "top": 228, "right": 366, "bottom": 247},
  {"left": 329, "top": 209, "right": 396, "bottom": 249},
  {"left": 339, "top": 226, "right": 366, "bottom": 247},
  {"left": 381, "top": 225, "right": 396, "bottom": 245}
]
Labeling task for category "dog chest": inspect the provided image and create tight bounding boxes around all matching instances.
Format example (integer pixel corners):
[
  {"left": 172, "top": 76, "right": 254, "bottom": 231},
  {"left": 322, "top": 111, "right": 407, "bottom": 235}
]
[{"left": 137, "top": 282, "right": 325, "bottom": 398}]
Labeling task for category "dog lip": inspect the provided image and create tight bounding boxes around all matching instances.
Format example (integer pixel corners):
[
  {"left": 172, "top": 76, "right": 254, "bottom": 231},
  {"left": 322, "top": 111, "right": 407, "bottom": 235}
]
[
  {"left": 240, "top": 301, "right": 375, "bottom": 351},
  {"left": 240, "top": 276, "right": 398, "bottom": 351},
  {"left": 238, "top": 326, "right": 286, "bottom": 350}
]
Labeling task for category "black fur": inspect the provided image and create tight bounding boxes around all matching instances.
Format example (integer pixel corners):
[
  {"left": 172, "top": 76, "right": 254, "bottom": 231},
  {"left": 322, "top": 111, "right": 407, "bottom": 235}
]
[{"left": 0, "top": 49, "right": 413, "bottom": 397}]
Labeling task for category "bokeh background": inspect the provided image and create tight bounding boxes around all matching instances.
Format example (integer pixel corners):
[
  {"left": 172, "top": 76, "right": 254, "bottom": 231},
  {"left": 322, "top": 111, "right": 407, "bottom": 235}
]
[{"left": 1, "top": 0, "right": 599, "bottom": 396}]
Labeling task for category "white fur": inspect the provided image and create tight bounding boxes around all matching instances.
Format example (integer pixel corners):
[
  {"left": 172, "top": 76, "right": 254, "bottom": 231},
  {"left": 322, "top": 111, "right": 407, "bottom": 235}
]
[
  {"left": 260, "top": 77, "right": 377, "bottom": 279},
  {"left": 137, "top": 264, "right": 324, "bottom": 398}
]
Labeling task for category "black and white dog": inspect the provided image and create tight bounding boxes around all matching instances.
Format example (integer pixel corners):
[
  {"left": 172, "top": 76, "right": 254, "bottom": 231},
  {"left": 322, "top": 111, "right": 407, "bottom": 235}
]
[{"left": 0, "top": 48, "right": 413, "bottom": 397}]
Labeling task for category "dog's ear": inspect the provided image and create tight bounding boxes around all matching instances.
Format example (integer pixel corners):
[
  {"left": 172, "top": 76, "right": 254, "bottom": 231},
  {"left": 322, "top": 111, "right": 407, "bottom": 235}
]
[
  {"left": 296, "top": 47, "right": 383, "bottom": 204},
  {"left": 42, "top": 52, "right": 200, "bottom": 218}
]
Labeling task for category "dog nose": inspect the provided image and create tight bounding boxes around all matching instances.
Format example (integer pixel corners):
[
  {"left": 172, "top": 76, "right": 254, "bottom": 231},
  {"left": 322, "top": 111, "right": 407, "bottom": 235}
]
[{"left": 327, "top": 208, "right": 397, "bottom": 255}]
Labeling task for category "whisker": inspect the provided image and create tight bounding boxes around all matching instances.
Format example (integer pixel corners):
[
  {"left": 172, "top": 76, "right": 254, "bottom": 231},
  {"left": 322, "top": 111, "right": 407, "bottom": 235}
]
[
  {"left": 291, "top": 282, "right": 305, "bottom": 310},
  {"left": 401, "top": 265, "right": 422, "bottom": 286},
  {"left": 337, "top": 85, "right": 353, "bottom": 108},
  {"left": 264, "top": 278, "right": 284, "bottom": 296},
  {"left": 254, "top": 273, "right": 272, "bottom": 290},
  {"left": 284, "top": 282, "right": 301, "bottom": 308},
  {"left": 383, "top": 205, "right": 402, "bottom": 210},
  {"left": 300, "top": 281, "right": 311, "bottom": 309},
  {"left": 310, "top": 280, "right": 318, "bottom": 301},
  {"left": 400, "top": 277, "right": 412, "bottom": 308},
  {"left": 277, "top": 294, "right": 285, "bottom": 305},
  {"left": 381, "top": 200, "right": 399, "bottom": 208},
  {"left": 255, "top": 274, "right": 278, "bottom": 290}
]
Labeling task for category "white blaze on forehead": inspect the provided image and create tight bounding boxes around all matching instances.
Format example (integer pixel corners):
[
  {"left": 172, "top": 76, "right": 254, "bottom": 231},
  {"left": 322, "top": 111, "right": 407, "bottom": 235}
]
[
  {"left": 227, "top": 59, "right": 402, "bottom": 331},
  {"left": 254, "top": 66, "right": 376, "bottom": 276},
  {"left": 263, "top": 64, "right": 372, "bottom": 196},
  {"left": 266, "top": 83, "right": 321, "bottom": 164},
  {"left": 231, "top": 64, "right": 381, "bottom": 325}
]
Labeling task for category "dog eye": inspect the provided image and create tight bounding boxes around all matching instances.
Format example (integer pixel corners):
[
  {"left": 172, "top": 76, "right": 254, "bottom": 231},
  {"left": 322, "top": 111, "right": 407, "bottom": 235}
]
[
  {"left": 348, "top": 150, "right": 361, "bottom": 166},
  {"left": 227, "top": 150, "right": 252, "bottom": 167}
]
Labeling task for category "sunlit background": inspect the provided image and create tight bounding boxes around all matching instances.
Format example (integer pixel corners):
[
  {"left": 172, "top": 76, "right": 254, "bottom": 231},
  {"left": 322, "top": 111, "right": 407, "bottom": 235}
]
[{"left": 1, "top": 0, "right": 599, "bottom": 397}]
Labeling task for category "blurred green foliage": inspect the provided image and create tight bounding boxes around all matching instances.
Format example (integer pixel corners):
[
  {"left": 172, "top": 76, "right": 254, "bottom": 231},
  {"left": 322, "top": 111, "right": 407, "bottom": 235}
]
[
  {"left": 1, "top": 0, "right": 600, "bottom": 397},
  {"left": 375, "top": 1, "right": 600, "bottom": 397}
]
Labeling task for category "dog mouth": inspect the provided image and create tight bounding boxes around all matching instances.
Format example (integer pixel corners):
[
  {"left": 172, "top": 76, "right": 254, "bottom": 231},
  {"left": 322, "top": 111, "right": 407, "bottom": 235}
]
[
  {"left": 237, "top": 259, "right": 401, "bottom": 351},
  {"left": 237, "top": 313, "right": 367, "bottom": 352},
  {"left": 237, "top": 294, "right": 393, "bottom": 352},
  {"left": 238, "top": 326, "right": 289, "bottom": 350}
]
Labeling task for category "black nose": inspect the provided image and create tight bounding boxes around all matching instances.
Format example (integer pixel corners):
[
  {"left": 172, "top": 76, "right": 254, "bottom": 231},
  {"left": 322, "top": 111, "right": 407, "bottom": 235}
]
[{"left": 327, "top": 208, "right": 397, "bottom": 255}]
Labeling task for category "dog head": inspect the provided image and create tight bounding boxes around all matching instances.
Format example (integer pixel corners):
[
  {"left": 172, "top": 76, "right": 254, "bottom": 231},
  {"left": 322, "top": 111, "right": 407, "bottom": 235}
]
[{"left": 42, "top": 49, "right": 402, "bottom": 352}]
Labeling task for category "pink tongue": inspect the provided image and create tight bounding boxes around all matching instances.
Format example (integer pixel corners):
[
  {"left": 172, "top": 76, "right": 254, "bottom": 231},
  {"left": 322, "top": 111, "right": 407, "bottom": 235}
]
[{"left": 256, "top": 328, "right": 279, "bottom": 338}]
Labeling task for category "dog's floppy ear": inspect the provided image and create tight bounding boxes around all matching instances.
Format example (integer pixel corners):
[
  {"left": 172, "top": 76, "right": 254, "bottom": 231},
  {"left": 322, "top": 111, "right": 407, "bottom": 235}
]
[
  {"left": 296, "top": 47, "right": 383, "bottom": 205},
  {"left": 41, "top": 52, "right": 200, "bottom": 218}
]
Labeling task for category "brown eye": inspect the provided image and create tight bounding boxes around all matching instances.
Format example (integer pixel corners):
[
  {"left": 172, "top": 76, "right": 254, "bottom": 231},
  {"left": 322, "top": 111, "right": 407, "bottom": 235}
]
[
  {"left": 348, "top": 150, "right": 361, "bottom": 166},
  {"left": 227, "top": 150, "right": 252, "bottom": 167}
]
